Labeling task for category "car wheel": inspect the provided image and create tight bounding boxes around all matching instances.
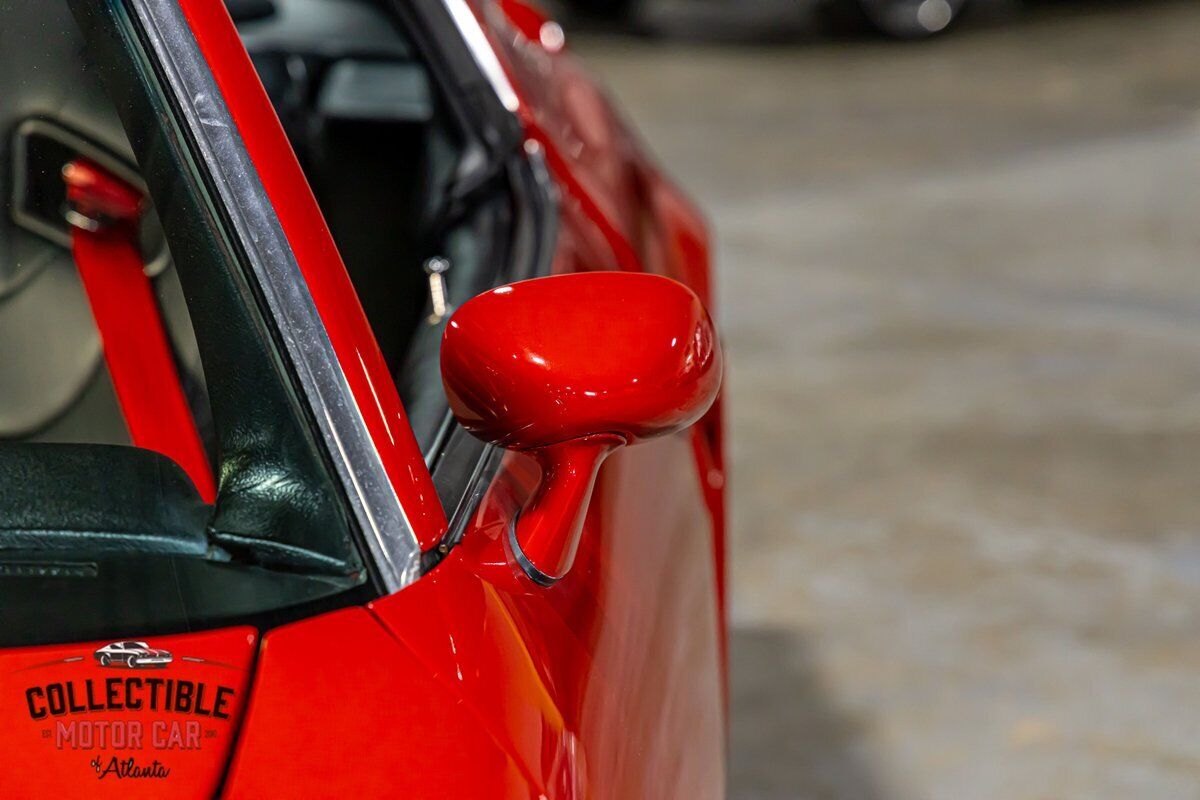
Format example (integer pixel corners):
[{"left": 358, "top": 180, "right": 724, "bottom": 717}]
[
  {"left": 127, "top": 656, "right": 139, "bottom": 668},
  {"left": 857, "top": 0, "right": 968, "bottom": 38},
  {"left": 98, "top": 654, "right": 110, "bottom": 667}
]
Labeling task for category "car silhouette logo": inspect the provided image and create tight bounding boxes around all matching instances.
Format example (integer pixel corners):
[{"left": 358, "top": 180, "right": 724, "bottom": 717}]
[{"left": 93, "top": 641, "right": 173, "bottom": 669}]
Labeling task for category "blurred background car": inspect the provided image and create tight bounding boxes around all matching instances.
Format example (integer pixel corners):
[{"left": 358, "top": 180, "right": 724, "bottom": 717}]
[{"left": 563, "top": 0, "right": 974, "bottom": 38}]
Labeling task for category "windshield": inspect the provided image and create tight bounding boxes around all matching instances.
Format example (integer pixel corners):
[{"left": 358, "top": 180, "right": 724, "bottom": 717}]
[{"left": 0, "top": 0, "right": 372, "bottom": 648}]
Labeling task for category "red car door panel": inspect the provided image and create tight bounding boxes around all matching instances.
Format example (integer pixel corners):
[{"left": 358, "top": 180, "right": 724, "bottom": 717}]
[
  {"left": 175, "top": 2, "right": 728, "bottom": 792},
  {"left": 365, "top": 4, "right": 728, "bottom": 796},
  {"left": 371, "top": 565, "right": 584, "bottom": 796},
  {"left": 373, "top": 434, "right": 725, "bottom": 798},
  {"left": 220, "top": 608, "right": 537, "bottom": 798}
]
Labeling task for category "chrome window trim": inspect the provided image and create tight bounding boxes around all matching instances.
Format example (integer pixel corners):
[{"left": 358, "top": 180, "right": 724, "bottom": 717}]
[
  {"left": 438, "top": 0, "right": 520, "bottom": 112},
  {"left": 126, "top": 0, "right": 423, "bottom": 591}
]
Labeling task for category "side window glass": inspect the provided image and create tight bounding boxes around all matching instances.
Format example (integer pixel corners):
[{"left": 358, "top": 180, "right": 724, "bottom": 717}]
[
  {"left": 0, "top": 0, "right": 371, "bottom": 648},
  {"left": 1, "top": 46, "right": 211, "bottom": 465},
  {"left": 234, "top": 0, "right": 517, "bottom": 452}
]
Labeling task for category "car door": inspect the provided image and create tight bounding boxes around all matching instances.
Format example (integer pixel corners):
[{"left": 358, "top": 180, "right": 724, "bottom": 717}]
[
  {"left": 292, "top": 2, "right": 725, "bottom": 795},
  {"left": 177, "top": 0, "right": 727, "bottom": 796}
]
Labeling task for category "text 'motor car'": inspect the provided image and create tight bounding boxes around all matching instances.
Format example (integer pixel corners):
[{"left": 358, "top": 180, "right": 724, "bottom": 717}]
[{"left": 0, "top": 0, "right": 727, "bottom": 796}]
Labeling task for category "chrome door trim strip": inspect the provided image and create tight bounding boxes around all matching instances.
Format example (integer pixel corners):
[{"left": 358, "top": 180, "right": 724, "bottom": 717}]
[
  {"left": 438, "top": 0, "right": 520, "bottom": 112},
  {"left": 126, "top": 0, "right": 423, "bottom": 591}
]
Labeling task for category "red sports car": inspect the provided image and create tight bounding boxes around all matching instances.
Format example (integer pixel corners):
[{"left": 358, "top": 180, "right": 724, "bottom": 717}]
[{"left": 0, "top": 0, "right": 726, "bottom": 797}]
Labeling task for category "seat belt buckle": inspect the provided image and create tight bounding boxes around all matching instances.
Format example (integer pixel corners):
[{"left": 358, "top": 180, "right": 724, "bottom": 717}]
[{"left": 62, "top": 159, "right": 144, "bottom": 232}]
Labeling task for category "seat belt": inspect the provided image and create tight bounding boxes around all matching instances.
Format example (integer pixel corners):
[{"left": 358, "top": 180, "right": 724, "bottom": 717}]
[{"left": 63, "top": 159, "right": 217, "bottom": 503}]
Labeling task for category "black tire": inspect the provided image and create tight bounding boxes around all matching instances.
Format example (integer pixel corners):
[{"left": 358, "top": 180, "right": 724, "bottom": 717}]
[
  {"left": 857, "top": 0, "right": 968, "bottom": 38},
  {"left": 98, "top": 654, "right": 110, "bottom": 667},
  {"left": 127, "top": 656, "right": 139, "bottom": 668}
]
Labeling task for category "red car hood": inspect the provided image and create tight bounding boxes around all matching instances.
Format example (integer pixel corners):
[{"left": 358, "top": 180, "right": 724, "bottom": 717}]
[{"left": 0, "top": 608, "right": 532, "bottom": 798}]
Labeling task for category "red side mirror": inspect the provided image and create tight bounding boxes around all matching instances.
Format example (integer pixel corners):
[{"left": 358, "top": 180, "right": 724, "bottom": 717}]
[{"left": 441, "top": 272, "right": 722, "bottom": 585}]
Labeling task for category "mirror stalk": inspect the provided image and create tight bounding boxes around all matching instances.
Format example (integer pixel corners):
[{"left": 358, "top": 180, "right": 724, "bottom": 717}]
[{"left": 510, "top": 434, "right": 625, "bottom": 585}]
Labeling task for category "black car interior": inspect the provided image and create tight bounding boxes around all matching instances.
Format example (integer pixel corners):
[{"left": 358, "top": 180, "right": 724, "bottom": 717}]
[
  {"left": 0, "top": 0, "right": 529, "bottom": 648},
  {"left": 2, "top": 0, "right": 514, "bottom": 454},
  {"left": 0, "top": 0, "right": 531, "bottom": 647},
  {"left": 233, "top": 0, "right": 518, "bottom": 450}
]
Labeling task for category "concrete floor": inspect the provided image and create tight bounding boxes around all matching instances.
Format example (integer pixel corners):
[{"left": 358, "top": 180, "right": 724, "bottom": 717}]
[{"left": 574, "top": 3, "right": 1200, "bottom": 798}]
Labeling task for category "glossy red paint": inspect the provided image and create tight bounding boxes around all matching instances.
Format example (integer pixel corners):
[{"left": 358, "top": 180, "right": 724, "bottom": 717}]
[
  {"left": 504, "top": 435, "right": 622, "bottom": 581},
  {"left": 443, "top": 273, "right": 721, "bottom": 449},
  {"left": 64, "top": 160, "right": 216, "bottom": 502},
  {"left": 186, "top": 0, "right": 729, "bottom": 792},
  {"left": 636, "top": 169, "right": 729, "bottom": 654},
  {"left": 0, "top": 627, "right": 257, "bottom": 798},
  {"left": 497, "top": 0, "right": 552, "bottom": 42},
  {"left": 173, "top": 0, "right": 446, "bottom": 545},
  {"left": 371, "top": 431, "right": 726, "bottom": 797},
  {"left": 467, "top": 0, "right": 728, "bottom": 633},
  {"left": 442, "top": 272, "right": 722, "bottom": 581},
  {"left": 371, "top": 560, "right": 587, "bottom": 796},
  {"left": 220, "top": 608, "right": 537, "bottom": 798},
  {"left": 4, "top": 3, "right": 727, "bottom": 796},
  {"left": 477, "top": 1, "right": 646, "bottom": 271},
  {"left": 476, "top": 0, "right": 731, "bottom": 687}
]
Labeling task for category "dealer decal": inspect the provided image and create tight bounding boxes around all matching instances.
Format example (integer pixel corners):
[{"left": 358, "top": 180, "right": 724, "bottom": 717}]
[
  {"left": 26, "top": 674, "right": 237, "bottom": 720},
  {"left": 0, "top": 627, "right": 257, "bottom": 797}
]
